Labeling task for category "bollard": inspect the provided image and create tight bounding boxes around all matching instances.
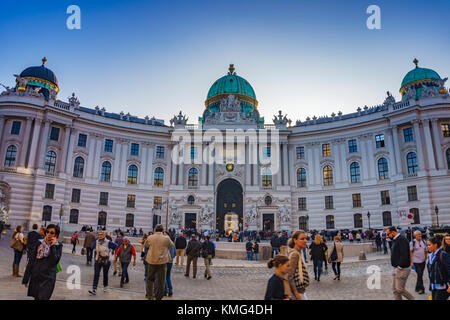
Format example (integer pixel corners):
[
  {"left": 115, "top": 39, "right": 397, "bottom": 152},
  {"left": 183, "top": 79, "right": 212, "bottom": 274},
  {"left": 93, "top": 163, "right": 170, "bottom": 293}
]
[{"left": 359, "top": 250, "right": 367, "bottom": 260}]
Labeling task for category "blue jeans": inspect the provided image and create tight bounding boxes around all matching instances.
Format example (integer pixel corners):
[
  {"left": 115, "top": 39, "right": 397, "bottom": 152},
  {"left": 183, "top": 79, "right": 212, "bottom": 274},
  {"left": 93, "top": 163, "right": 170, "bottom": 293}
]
[
  {"left": 302, "top": 248, "right": 308, "bottom": 262},
  {"left": 271, "top": 248, "right": 279, "bottom": 258},
  {"left": 13, "top": 250, "right": 23, "bottom": 265},
  {"left": 165, "top": 262, "right": 173, "bottom": 295},
  {"left": 313, "top": 260, "right": 323, "bottom": 278},
  {"left": 93, "top": 261, "right": 110, "bottom": 290},
  {"left": 120, "top": 262, "right": 130, "bottom": 284},
  {"left": 246, "top": 251, "right": 253, "bottom": 261},
  {"left": 143, "top": 261, "right": 148, "bottom": 295},
  {"left": 253, "top": 253, "right": 259, "bottom": 261}
]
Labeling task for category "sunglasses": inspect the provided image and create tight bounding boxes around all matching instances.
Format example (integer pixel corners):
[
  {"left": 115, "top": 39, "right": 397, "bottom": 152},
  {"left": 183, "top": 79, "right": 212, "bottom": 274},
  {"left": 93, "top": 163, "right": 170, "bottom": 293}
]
[{"left": 46, "top": 230, "right": 56, "bottom": 235}]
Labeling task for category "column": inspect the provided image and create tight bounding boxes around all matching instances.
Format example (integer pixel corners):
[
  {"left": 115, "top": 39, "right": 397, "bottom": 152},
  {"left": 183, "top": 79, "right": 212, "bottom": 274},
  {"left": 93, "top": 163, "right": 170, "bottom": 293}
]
[
  {"left": 307, "top": 144, "right": 314, "bottom": 186},
  {"left": 178, "top": 144, "right": 185, "bottom": 185},
  {"left": 201, "top": 143, "right": 207, "bottom": 185},
  {"left": 431, "top": 118, "right": 445, "bottom": 170},
  {"left": 86, "top": 135, "right": 96, "bottom": 178},
  {"left": 171, "top": 144, "right": 178, "bottom": 185},
  {"left": 141, "top": 144, "right": 148, "bottom": 184},
  {"left": 113, "top": 140, "right": 122, "bottom": 181},
  {"left": 0, "top": 116, "right": 5, "bottom": 152},
  {"left": 313, "top": 145, "right": 320, "bottom": 185},
  {"left": 65, "top": 129, "right": 76, "bottom": 174},
  {"left": 333, "top": 142, "right": 342, "bottom": 183},
  {"left": 385, "top": 128, "right": 397, "bottom": 176},
  {"left": 57, "top": 125, "right": 72, "bottom": 173},
  {"left": 276, "top": 144, "right": 282, "bottom": 186},
  {"left": 283, "top": 143, "right": 289, "bottom": 185},
  {"left": 18, "top": 117, "right": 33, "bottom": 167},
  {"left": 423, "top": 120, "right": 436, "bottom": 171},
  {"left": 339, "top": 143, "right": 347, "bottom": 182},
  {"left": 120, "top": 142, "right": 128, "bottom": 182},
  {"left": 28, "top": 119, "right": 42, "bottom": 169},
  {"left": 289, "top": 144, "right": 296, "bottom": 188},
  {"left": 147, "top": 143, "right": 154, "bottom": 185},
  {"left": 359, "top": 136, "right": 369, "bottom": 181},
  {"left": 391, "top": 126, "right": 402, "bottom": 175},
  {"left": 253, "top": 145, "right": 259, "bottom": 186},
  {"left": 245, "top": 142, "right": 251, "bottom": 186},
  {"left": 366, "top": 136, "right": 376, "bottom": 179},
  {"left": 36, "top": 120, "right": 51, "bottom": 170},
  {"left": 208, "top": 144, "right": 214, "bottom": 186},
  {"left": 92, "top": 136, "right": 102, "bottom": 179},
  {"left": 412, "top": 120, "right": 425, "bottom": 171}
]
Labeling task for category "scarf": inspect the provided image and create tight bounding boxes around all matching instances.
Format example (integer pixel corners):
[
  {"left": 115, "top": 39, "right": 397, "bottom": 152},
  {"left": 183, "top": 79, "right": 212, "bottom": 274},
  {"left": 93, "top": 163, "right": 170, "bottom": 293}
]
[
  {"left": 274, "top": 269, "right": 292, "bottom": 299},
  {"left": 36, "top": 239, "right": 51, "bottom": 259}
]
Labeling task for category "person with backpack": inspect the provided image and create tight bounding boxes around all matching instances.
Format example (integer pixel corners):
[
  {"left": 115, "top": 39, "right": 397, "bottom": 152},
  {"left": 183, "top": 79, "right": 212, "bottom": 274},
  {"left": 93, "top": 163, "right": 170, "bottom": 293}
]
[
  {"left": 270, "top": 232, "right": 281, "bottom": 258},
  {"left": 426, "top": 236, "right": 450, "bottom": 300},
  {"left": 175, "top": 232, "right": 187, "bottom": 266},
  {"left": 201, "top": 235, "right": 215, "bottom": 280},
  {"left": 71, "top": 231, "right": 79, "bottom": 254},
  {"left": 185, "top": 234, "right": 201, "bottom": 278},
  {"left": 309, "top": 234, "right": 327, "bottom": 281},
  {"left": 245, "top": 238, "right": 253, "bottom": 261},
  {"left": 410, "top": 230, "right": 427, "bottom": 294},
  {"left": 114, "top": 237, "right": 136, "bottom": 288}
]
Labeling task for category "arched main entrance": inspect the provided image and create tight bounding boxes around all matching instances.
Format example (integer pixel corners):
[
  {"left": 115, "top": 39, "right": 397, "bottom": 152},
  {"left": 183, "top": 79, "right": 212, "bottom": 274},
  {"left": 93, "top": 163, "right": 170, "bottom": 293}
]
[{"left": 216, "top": 178, "right": 243, "bottom": 234}]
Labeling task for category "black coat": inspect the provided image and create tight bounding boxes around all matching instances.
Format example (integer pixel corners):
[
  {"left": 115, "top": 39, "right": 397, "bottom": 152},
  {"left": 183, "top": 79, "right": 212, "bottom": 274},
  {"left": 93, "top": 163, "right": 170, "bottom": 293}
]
[
  {"left": 26, "top": 231, "right": 43, "bottom": 255},
  {"left": 185, "top": 239, "right": 201, "bottom": 258},
  {"left": 309, "top": 242, "right": 326, "bottom": 261},
  {"left": 175, "top": 236, "right": 187, "bottom": 249},
  {"left": 201, "top": 240, "right": 215, "bottom": 258},
  {"left": 427, "top": 249, "right": 450, "bottom": 289},
  {"left": 391, "top": 235, "right": 411, "bottom": 268},
  {"left": 264, "top": 274, "right": 286, "bottom": 300},
  {"left": 22, "top": 240, "right": 63, "bottom": 300},
  {"left": 270, "top": 236, "right": 281, "bottom": 248},
  {"left": 246, "top": 241, "right": 253, "bottom": 252}
]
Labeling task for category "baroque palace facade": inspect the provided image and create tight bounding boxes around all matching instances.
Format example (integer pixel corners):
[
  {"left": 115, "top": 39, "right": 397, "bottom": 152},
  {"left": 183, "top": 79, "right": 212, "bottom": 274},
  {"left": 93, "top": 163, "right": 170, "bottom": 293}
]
[{"left": 0, "top": 59, "right": 449, "bottom": 233}]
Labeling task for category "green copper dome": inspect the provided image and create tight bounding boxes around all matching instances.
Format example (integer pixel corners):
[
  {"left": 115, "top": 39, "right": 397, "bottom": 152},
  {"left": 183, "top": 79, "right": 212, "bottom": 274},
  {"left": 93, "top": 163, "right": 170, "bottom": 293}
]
[
  {"left": 400, "top": 59, "right": 441, "bottom": 93},
  {"left": 207, "top": 64, "right": 256, "bottom": 100}
]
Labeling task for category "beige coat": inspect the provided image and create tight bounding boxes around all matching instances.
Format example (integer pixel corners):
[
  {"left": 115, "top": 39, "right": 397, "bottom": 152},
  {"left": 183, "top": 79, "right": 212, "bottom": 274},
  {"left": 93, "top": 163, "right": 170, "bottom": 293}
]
[
  {"left": 331, "top": 241, "right": 344, "bottom": 263},
  {"left": 144, "top": 232, "right": 174, "bottom": 265}
]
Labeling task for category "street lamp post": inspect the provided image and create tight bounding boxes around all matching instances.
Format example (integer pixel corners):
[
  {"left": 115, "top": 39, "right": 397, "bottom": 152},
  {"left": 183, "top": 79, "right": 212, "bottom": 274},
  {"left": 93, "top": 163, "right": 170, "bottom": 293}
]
[
  {"left": 306, "top": 214, "right": 309, "bottom": 231},
  {"left": 435, "top": 206, "right": 439, "bottom": 227},
  {"left": 367, "top": 211, "right": 371, "bottom": 230}
]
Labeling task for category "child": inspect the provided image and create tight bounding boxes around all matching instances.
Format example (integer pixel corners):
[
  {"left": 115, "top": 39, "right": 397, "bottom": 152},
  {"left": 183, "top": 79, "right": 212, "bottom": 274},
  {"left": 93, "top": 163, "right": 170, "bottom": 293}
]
[{"left": 264, "top": 255, "right": 292, "bottom": 300}]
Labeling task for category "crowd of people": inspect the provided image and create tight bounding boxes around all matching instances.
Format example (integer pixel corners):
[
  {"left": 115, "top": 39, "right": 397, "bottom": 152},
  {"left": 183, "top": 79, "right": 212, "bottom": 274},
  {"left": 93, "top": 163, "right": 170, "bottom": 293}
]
[{"left": 5, "top": 223, "right": 450, "bottom": 301}]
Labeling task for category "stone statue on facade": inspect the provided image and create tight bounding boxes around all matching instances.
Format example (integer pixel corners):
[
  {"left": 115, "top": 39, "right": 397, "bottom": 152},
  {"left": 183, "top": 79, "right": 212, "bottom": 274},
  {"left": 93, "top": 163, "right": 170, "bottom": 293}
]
[
  {"left": 273, "top": 110, "right": 290, "bottom": 127},
  {"left": 279, "top": 205, "right": 290, "bottom": 224},
  {"left": 170, "top": 111, "right": 188, "bottom": 127},
  {"left": 13, "top": 74, "right": 28, "bottom": 88},
  {"left": 405, "top": 86, "right": 416, "bottom": 100},
  {"left": 199, "top": 204, "right": 213, "bottom": 226},
  {"left": 383, "top": 91, "right": 396, "bottom": 106},
  {"left": 246, "top": 204, "right": 258, "bottom": 225},
  {"left": 169, "top": 200, "right": 181, "bottom": 225},
  {"left": 219, "top": 94, "right": 241, "bottom": 112}
]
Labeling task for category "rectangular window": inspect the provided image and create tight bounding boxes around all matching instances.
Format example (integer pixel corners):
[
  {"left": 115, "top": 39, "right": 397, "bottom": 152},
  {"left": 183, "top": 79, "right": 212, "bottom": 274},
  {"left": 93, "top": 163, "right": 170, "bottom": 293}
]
[
  {"left": 130, "top": 143, "right": 139, "bottom": 156},
  {"left": 262, "top": 146, "right": 271, "bottom": 159},
  {"left": 298, "top": 197, "right": 307, "bottom": 211},
  {"left": 153, "top": 196, "right": 162, "bottom": 208},
  {"left": 348, "top": 139, "right": 357, "bottom": 153},
  {"left": 325, "top": 196, "right": 334, "bottom": 209},
  {"left": 71, "top": 188, "right": 81, "bottom": 203},
  {"left": 49, "top": 127, "right": 60, "bottom": 141},
  {"left": 407, "top": 186, "right": 418, "bottom": 201},
  {"left": 77, "top": 134, "right": 87, "bottom": 147},
  {"left": 442, "top": 124, "right": 450, "bottom": 137},
  {"left": 403, "top": 127, "right": 414, "bottom": 142},
  {"left": 44, "top": 184, "right": 55, "bottom": 199},
  {"left": 104, "top": 139, "right": 113, "bottom": 152},
  {"left": 322, "top": 143, "right": 331, "bottom": 157},
  {"left": 296, "top": 146, "right": 305, "bottom": 159},
  {"left": 381, "top": 190, "right": 390, "bottom": 205},
  {"left": 11, "top": 121, "right": 21, "bottom": 135},
  {"left": 156, "top": 146, "right": 165, "bottom": 158},
  {"left": 375, "top": 134, "right": 385, "bottom": 148},
  {"left": 190, "top": 146, "right": 198, "bottom": 159},
  {"left": 127, "top": 194, "right": 136, "bottom": 208},
  {"left": 99, "top": 192, "right": 109, "bottom": 206},
  {"left": 352, "top": 193, "right": 361, "bottom": 208}
]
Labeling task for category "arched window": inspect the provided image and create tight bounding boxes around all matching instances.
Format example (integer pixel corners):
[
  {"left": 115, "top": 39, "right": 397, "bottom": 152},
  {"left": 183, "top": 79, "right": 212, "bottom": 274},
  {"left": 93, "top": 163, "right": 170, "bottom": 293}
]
[
  {"left": 98, "top": 211, "right": 107, "bottom": 226},
  {"left": 100, "top": 161, "right": 112, "bottom": 182},
  {"left": 127, "top": 165, "right": 138, "bottom": 184},
  {"left": 350, "top": 162, "right": 361, "bottom": 183},
  {"left": 323, "top": 165, "right": 333, "bottom": 186},
  {"left": 44, "top": 151, "right": 57, "bottom": 174},
  {"left": 299, "top": 216, "right": 307, "bottom": 230},
  {"left": 73, "top": 157, "right": 85, "bottom": 178},
  {"left": 297, "top": 168, "right": 307, "bottom": 187},
  {"left": 353, "top": 213, "right": 363, "bottom": 228},
  {"left": 382, "top": 211, "right": 392, "bottom": 227},
  {"left": 326, "top": 215, "right": 335, "bottom": 229},
  {"left": 4, "top": 145, "right": 17, "bottom": 167},
  {"left": 410, "top": 208, "right": 420, "bottom": 224},
  {"left": 188, "top": 168, "right": 198, "bottom": 187},
  {"left": 406, "top": 152, "right": 418, "bottom": 174},
  {"left": 262, "top": 168, "right": 272, "bottom": 188},
  {"left": 154, "top": 167, "right": 164, "bottom": 187},
  {"left": 69, "top": 209, "right": 79, "bottom": 224},
  {"left": 42, "top": 205, "right": 52, "bottom": 222},
  {"left": 446, "top": 148, "right": 450, "bottom": 169},
  {"left": 126, "top": 213, "right": 134, "bottom": 228},
  {"left": 378, "top": 158, "right": 389, "bottom": 180},
  {"left": 187, "top": 195, "right": 195, "bottom": 205}
]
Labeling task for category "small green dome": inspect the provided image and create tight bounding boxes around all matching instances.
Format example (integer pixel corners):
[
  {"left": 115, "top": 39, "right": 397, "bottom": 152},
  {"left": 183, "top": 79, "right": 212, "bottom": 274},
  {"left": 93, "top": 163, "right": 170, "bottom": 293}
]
[
  {"left": 207, "top": 64, "right": 256, "bottom": 100},
  {"left": 400, "top": 59, "right": 441, "bottom": 92}
]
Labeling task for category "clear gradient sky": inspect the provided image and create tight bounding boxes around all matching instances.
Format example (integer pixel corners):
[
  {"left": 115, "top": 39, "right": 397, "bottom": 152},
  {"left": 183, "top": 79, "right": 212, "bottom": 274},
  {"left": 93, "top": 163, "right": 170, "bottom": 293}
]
[{"left": 1, "top": 0, "right": 449, "bottom": 124}]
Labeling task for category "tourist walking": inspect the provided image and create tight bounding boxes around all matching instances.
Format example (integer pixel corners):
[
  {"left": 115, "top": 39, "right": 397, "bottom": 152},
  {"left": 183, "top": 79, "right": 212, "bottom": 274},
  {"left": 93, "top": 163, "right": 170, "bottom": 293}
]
[
  {"left": 202, "top": 235, "right": 215, "bottom": 280},
  {"left": 11, "top": 225, "right": 25, "bottom": 277},
  {"left": 113, "top": 231, "right": 124, "bottom": 276},
  {"left": 175, "top": 232, "right": 187, "bottom": 266},
  {"left": 22, "top": 224, "right": 62, "bottom": 300},
  {"left": 386, "top": 226, "right": 415, "bottom": 300},
  {"left": 84, "top": 230, "right": 96, "bottom": 265},
  {"left": 264, "top": 255, "right": 292, "bottom": 300},
  {"left": 26, "top": 224, "right": 43, "bottom": 257},
  {"left": 329, "top": 235, "right": 344, "bottom": 280},
  {"left": 375, "top": 232, "right": 382, "bottom": 252},
  {"left": 279, "top": 232, "right": 288, "bottom": 256},
  {"left": 309, "top": 234, "right": 326, "bottom": 281},
  {"left": 165, "top": 244, "right": 176, "bottom": 297},
  {"left": 144, "top": 225, "right": 174, "bottom": 300},
  {"left": 114, "top": 237, "right": 136, "bottom": 288},
  {"left": 270, "top": 232, "right": 281, "bottom": 258},
  {"left": 246, "top": 238, "right": 253, "bottom": 261},
  {"left": 355, "top": 232, "right": 361, "bottom": 243},
  {"left": 426, "top": 236, "right": 450, "bottom": 300},
  {"left": 287, "top": 230, "right": 309, "bottom": 300},
  {"left": 252, "top": 240, "right": 259, "bottom": 261},
  {"left": 88, "top": 231, "right": 118, "bottom": 295},
  {"left": 348, "top": 232, "right": 354, "bottom": 243},
  {"left": 185, "top": 234, "right": 201, "bottom": 278},
  {"left": 70, "top": 231, "right": 79, "bottom": 254},
  {"left": 410, "top": 230, "right": 427, "bottom": 294}
]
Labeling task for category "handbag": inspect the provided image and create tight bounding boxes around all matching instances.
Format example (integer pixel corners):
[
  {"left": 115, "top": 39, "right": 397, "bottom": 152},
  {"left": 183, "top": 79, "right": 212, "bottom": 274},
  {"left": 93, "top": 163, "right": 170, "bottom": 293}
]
[
  {"left": 81, "top": 247, "right": 86, "bottom": 255},
  {"left": 328, "top": 243, "right": 338, "bottom": 263},
  {"left": 10, "top": 236, "right": 24, "bottom": 252},
  {"left": 290, "top": 251, "right": 309, "bottom": 292}
]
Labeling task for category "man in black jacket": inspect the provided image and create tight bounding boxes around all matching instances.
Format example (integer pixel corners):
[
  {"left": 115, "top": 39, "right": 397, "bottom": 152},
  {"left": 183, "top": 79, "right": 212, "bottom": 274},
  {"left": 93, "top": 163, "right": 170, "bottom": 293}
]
[
  {"left": 26, "top": 224, "right": 43, "bottom": 257},
  {"left": 387, "top": 226, "right": 415, "bottom": 300},
  {"left": 185, "top": 235, "right": 201, "bottom": 278},
  {"left": 175, "top": 233, "right": 187, "bottom": 266},
  {"left": 270, "top": 232, "right": 281, "bottom": 258},
  {"left": 201, "top": 235, "right": 215, "bottom": 280}
]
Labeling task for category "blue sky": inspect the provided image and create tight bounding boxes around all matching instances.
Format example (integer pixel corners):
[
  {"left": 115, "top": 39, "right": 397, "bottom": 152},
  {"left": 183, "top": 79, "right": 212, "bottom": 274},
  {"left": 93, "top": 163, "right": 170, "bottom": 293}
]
[{"left": 1, "top": 0, "right": 449, "bottom": 124}]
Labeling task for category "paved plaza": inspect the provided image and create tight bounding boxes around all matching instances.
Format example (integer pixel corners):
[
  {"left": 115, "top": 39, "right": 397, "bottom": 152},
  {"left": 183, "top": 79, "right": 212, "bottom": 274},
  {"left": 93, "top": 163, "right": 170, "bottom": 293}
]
[{"left": 0, "top": 232, "right": 431, "bottom": 300}]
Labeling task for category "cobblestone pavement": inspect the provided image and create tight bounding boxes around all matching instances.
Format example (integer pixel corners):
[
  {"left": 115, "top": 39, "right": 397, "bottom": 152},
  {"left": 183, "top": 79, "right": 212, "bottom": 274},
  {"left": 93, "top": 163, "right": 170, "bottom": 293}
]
[{"left": 0, "top": 233, "right": 431, "bottom": 300}]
